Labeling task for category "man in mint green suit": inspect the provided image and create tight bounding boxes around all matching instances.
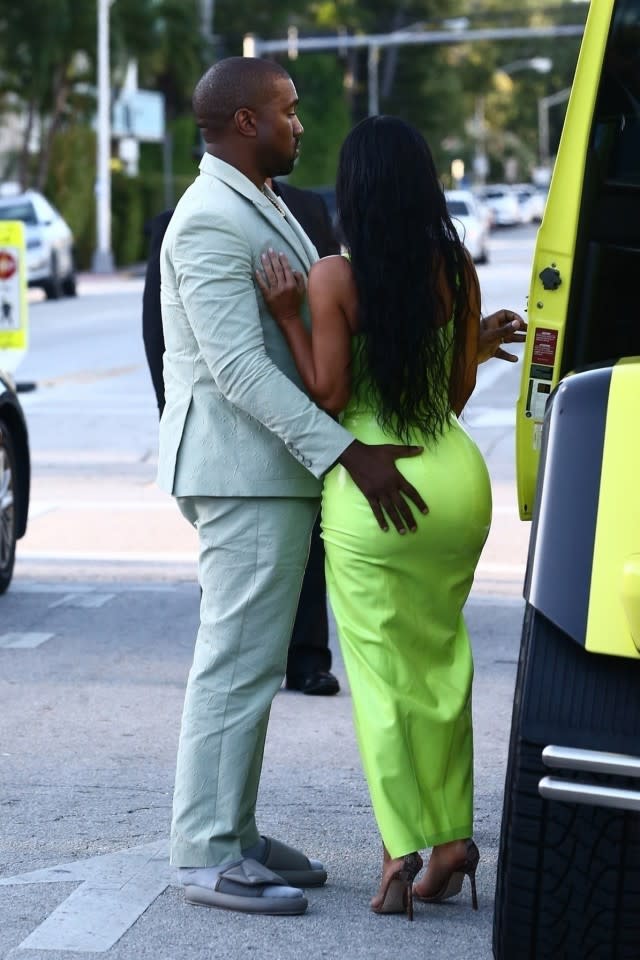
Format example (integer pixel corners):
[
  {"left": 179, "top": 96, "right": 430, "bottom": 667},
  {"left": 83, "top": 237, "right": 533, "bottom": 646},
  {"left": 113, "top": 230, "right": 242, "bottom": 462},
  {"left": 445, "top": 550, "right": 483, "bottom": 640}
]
[{"left": 158, "top": 57, "right": 427, "bottom": 916}]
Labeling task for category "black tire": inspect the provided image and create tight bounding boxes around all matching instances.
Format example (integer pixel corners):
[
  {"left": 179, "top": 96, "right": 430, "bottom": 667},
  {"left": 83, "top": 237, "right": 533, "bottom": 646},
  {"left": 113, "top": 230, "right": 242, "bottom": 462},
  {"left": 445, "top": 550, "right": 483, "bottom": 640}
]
[
  {"left": 43, "top": 253, "right": 63, "bottom": 300},
  {"left": 0, "top": 419, "right": 17, "bottom": 594},
  {"left": 475, "top": 246, "right": 489, "bottom": 265},
  {"left": 62, "top": 271, "right": 77, "bottom": 297},
  {"left": 493, "top": 606, "right": 640, "bottom": 960}
]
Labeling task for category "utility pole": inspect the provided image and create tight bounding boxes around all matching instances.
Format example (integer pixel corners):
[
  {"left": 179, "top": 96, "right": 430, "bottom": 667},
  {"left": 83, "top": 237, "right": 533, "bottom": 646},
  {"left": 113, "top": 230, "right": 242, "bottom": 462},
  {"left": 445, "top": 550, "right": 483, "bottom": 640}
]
[
  {"left": 92, "top": 0, "right": 114, "bottom": 274},
  {"left": 368, "top": 45, "right": 380, "bottom": 116},
  {"left": 244, "top": 24, "right": 583, "bottom": 130},
  {"left": 200, "top": 0, "right": 215, "bottom": 58},
  {"left": 538, "top": 87, "right": 571, "bottom": 167}
]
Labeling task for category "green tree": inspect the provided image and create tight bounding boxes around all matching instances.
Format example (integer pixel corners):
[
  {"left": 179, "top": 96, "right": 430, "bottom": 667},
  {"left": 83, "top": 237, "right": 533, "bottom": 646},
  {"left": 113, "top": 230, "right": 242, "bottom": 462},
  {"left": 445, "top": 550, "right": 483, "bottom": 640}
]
[
  {"left": 0, "top": 0, "right": 204, "bottom": 189},
  {"left": 0, "top": 0, "right": 95, "bottom": 187}
]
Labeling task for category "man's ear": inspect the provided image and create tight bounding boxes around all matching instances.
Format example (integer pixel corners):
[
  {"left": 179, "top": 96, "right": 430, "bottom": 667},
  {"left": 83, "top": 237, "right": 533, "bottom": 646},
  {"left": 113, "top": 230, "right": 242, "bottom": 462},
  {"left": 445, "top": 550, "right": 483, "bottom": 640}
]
[{"left": 234, "top": 108, "right": 257, "bottom": 138}]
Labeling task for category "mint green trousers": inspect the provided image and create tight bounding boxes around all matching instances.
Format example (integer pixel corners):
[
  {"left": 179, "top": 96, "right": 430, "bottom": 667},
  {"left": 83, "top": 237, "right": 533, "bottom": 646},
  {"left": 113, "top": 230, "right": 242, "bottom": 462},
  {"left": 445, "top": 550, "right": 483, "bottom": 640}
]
[{"left": 170, "top": 496, "right": 319, "bottom": 867}]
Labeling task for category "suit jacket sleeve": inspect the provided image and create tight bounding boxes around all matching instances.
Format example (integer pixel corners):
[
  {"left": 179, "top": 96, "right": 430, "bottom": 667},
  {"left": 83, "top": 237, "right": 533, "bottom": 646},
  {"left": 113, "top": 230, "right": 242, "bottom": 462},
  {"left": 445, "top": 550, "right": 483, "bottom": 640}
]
[
  {"left": 312, "top": 194, "right": 340, "bottom": 258},
  {"left": 275, "top": 183, "right": 340, "bottom": 259},
  {"left": 142, "top": 210, "right": 173, "bottom": 415},
  {"left": 170, "top": 209, "right": 352, "bottom": 478}
]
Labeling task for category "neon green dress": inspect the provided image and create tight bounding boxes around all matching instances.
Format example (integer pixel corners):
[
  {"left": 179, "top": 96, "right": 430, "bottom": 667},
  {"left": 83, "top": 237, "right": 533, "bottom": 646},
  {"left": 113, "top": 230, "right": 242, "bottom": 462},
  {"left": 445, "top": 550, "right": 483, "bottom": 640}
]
[{"left": 322, "top": 333, "right": 492, "bottom": 858}]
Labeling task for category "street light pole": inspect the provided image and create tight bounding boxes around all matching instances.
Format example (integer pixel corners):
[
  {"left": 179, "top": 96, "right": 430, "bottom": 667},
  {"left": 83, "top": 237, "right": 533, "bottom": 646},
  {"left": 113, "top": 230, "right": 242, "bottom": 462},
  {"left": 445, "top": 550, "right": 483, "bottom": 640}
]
[
  {"left": 498, "top": 56, "right": 553, "bottom": 76},
  {"left": 92, "top": 0, "right": 114, "bottom": 274},
  {"left": 472, "top": 56, "right": 553, "bottom": 185},
  {"left": 368, "top": 45, "right": 380, "bottom": 116},
  {"left": 200, "top": 0, "right": 215, "bottom": 57},
  {"left": 538, "top": 87, "right": 571, "bottom": 167}
]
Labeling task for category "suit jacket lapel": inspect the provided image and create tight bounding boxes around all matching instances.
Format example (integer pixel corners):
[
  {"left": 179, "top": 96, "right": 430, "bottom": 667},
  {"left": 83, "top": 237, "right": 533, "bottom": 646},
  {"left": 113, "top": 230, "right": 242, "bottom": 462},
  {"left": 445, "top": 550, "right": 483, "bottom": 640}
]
[
  {"left": 269, "top": 186, "right": 318, "bottom": 268},
  {"left": 200, "top": 155, "right": 315, "bottom": 271},
  {"left": 260, "top": 185, "right": 315, "bottom": 271}
]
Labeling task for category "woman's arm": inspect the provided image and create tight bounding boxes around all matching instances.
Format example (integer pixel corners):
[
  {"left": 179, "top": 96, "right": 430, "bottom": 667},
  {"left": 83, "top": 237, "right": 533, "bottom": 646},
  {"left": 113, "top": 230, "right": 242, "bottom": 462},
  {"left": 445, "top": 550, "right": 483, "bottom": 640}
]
[
  {"left": 257, "top": 252, "right": 353, "bottom": 416},
  {"left": 450, "top": 254, "right": 528, "bottom": 414},
  {"left": 449, "top": 254, "right": 482, "bottom": 416}
]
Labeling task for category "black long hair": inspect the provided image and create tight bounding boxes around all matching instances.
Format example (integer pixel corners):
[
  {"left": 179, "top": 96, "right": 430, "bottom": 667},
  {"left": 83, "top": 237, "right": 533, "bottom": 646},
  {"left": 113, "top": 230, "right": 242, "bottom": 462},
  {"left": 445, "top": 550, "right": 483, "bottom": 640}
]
[{"left": 336, "top": 115, "right": 474, "bottom": 443}]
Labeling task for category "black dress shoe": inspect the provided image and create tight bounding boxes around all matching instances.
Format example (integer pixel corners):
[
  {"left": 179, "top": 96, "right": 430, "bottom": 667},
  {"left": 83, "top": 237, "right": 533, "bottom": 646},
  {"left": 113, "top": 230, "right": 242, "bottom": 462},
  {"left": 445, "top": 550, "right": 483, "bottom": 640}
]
[{"left": 286, "top": 670, "right": 340, "bottom": 696}]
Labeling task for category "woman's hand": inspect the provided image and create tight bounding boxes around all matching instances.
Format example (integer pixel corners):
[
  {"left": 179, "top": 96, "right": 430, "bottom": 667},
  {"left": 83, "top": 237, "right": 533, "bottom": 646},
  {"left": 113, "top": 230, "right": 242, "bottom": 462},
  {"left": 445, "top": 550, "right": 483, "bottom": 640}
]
[
  {"left": 478, "top": 310, "right": 527, "bottom": 363},
  {"left": 256, "top": 249, "right": 306, "bottom": 327}
]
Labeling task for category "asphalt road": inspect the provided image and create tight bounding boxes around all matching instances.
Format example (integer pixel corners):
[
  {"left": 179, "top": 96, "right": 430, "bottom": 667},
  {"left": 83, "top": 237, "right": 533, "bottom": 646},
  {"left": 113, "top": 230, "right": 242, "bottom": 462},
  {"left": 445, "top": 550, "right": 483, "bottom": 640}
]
[{"left": 1, "top": 225, "right": 537, "bottom": 960}]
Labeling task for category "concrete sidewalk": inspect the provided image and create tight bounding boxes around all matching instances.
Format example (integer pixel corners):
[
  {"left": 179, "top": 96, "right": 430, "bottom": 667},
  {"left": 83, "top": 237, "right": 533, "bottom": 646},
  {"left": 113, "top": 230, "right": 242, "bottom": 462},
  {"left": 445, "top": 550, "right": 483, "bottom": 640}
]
[{"left": 0, "top": 580, "right": 522, "bottom": 960}]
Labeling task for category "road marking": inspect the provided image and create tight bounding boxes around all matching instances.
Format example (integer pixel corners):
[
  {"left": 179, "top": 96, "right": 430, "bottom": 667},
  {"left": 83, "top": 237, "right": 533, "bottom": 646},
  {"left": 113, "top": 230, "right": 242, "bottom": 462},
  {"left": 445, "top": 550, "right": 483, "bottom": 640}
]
[
  {"left": 29, "top": 500, "right": 176, "bottom": 514},
  {"left": 0, "top": 632, "right": 54, "bottom": 649},
  {"left": 467, "top": 593, "right": 524, "bottom": 608},
  {"left": 48, "top": 593, "right": 115, "bottom": 609},
  {"left": 477, "top": 562, "right": 526, "bottom": 575},
  {"left": 7, "top": 582, "right": 196, "bottom": 594},
  {"left": 18, "top": 550, "right": 197, "bottom": 564},
  {"left": 1, "top": 842, "right": 171, "bottom": 953},
  {"left": 37, "top": 365, "right": 141, "bottom": 388},
  {"left": 16, "top": 553, "right": 525, "bottom": 577},
  {"left": 28, "top": 451, "right": 155, "bottom": 465},
  {"left": 464, "top": 407, "right": 517, "bottom": 428}
]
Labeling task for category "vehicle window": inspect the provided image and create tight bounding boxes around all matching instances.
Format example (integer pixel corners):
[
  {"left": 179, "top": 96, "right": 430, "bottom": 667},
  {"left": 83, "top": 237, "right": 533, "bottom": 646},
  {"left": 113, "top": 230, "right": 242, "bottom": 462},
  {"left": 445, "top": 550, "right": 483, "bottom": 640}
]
[
  {"left": 447, "top": 200, "right": 470, "bottom": 216},
  {"left": 0, "top": 202, "right": 38, "bottom": 225},
  {"left": 485, "top": 190, "right": 505, "bottom": 200},
  {"left": 593, "top": 0, "right": 640, "bottom": 185},
  {"left": 562, "top": 0, "right": 640, "bottom": 373},
  {"left": 29, "top": 193, "right": 57, "bottom": 223}
]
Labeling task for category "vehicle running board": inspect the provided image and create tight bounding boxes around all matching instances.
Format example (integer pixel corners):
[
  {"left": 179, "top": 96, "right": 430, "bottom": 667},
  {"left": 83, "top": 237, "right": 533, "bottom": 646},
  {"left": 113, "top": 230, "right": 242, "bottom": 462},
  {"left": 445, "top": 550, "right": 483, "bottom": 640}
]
[{"left": 538, "top": 745, "right": 640, "bottom": 812}]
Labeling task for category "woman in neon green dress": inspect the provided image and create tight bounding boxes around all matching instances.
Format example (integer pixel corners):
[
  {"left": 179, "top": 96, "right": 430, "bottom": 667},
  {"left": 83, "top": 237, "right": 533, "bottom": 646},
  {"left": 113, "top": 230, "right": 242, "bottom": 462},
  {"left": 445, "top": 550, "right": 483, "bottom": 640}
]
[{"left": 257, "top": 116, "right": 525, "bottom": 918}]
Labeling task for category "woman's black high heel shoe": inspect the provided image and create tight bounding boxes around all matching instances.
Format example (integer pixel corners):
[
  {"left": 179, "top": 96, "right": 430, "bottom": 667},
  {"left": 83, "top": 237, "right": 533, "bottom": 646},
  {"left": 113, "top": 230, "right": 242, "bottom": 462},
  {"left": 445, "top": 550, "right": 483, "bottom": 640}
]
[
  {"left": 413, "top": 839, "right": 480, "bottom": 910},
  {"left": 372, "top": 852, "right": 423, "bottom": 920}
]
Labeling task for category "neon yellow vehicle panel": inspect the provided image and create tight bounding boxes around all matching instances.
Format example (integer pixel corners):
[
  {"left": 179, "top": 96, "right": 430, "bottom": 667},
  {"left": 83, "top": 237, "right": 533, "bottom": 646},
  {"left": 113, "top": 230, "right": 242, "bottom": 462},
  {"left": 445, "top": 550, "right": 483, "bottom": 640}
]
[
  {"left": 586, "top": 358, "right": 640, "bottom": 658},
  {"left": 516, "top": 0, "right": 616, "bottom": 520}
]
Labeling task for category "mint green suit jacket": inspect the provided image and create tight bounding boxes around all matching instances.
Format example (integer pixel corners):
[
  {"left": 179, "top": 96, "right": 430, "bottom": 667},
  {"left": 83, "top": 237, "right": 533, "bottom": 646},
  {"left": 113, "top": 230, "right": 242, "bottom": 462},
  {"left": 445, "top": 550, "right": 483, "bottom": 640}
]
[{"left": 157, "top": 154, "right": 352, "bottom": 497}]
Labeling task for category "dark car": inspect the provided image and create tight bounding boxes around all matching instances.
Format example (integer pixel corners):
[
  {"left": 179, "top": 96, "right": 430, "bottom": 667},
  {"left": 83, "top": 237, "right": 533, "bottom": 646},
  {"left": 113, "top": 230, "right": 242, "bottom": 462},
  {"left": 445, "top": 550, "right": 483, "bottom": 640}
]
[{"left": 0, "top": 371, "right": 30, "bottom": 593}]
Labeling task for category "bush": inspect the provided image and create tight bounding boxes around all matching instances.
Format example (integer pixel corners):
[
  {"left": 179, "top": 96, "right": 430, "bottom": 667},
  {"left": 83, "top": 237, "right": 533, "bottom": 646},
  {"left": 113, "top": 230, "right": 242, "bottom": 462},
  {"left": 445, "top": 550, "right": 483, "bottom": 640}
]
[
  {"left": 46, "top": 125, "right": 96, "bottom": 270},
  {"left": 111, "top": 172, "right": 145, "bottom": 265},
  {"left": 46, "top": 123, "right": 195, "bottom": 268},
  {"left": 286, "top": 54, "right": 350, "bottom": 189}
]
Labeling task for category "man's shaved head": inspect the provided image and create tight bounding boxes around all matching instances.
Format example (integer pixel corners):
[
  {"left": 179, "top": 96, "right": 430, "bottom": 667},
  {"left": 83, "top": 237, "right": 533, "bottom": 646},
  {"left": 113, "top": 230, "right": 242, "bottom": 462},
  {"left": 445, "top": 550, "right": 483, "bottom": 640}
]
[{"left": 193, "top": 57, "right": 291, "bottom": 141}]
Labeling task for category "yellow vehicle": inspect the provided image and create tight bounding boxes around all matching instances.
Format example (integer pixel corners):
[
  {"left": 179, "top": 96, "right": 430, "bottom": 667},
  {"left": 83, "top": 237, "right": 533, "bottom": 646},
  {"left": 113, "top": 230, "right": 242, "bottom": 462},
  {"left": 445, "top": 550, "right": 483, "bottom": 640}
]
[{"left": 493, "top": 0, "right": 640, "bottom": 956}]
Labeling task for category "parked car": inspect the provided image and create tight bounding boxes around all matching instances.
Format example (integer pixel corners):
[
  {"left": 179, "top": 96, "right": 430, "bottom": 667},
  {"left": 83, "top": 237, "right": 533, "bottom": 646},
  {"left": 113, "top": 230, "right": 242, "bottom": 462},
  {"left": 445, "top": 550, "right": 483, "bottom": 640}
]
[
  {"left": 514, "top": 184, "right": 547, "bottom": 223},
  {"left": 0, "top": 188, "right": 76, "bottom": 299},
  {"left": 445, "top": 189, "right": 490, "bottom": 264},
  {"left": 0, "top": 371, "right": 30, "bottom": 593},
  {"left": 476, "top": 184, "right": 522, "bottom": 227}
]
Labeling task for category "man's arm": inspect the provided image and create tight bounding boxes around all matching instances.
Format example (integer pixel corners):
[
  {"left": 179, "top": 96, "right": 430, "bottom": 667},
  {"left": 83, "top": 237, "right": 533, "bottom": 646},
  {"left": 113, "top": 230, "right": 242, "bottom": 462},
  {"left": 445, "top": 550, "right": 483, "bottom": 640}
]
[
  {"left": 173, "top": 210, "right": 428, "bottom": 532},
  {"left": 171, "top": 209, "right": 352, "bottom": 478},
  {"left": 142, "top": 210, "right": 173, "bottom": 416}
]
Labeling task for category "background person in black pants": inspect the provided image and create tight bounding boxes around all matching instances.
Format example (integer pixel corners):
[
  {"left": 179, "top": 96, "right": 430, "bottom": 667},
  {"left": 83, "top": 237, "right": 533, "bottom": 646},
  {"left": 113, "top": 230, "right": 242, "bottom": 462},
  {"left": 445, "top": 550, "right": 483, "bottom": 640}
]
[{"left": 142, "top": 178, "right": 341, "bottom": 696}]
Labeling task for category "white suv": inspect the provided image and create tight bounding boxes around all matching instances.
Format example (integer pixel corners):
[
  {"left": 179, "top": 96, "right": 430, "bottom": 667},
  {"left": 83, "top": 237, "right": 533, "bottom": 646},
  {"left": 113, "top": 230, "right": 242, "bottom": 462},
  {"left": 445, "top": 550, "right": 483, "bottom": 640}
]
[
  {"left": 445, "top": 189, "right": 490, "bottom": 264},
  {"left": 0, "top": 188, "right": 76, "bottom": 299},
  {"left": 477, "top": 185, "right": 522, "bottom": 227}
]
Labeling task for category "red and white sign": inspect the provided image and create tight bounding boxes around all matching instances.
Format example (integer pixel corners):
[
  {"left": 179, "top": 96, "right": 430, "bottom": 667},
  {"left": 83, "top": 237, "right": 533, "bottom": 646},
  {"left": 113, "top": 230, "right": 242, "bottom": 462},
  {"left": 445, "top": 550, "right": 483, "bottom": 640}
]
[
  {"left": 532, "top": 327, "right": 558, "bottom": 366},
  {"left": 0, "top": 246, "right": 21, "bottom": 333},
  {"left": 0, "top": 250, "right": 17, "bottom": 281}
]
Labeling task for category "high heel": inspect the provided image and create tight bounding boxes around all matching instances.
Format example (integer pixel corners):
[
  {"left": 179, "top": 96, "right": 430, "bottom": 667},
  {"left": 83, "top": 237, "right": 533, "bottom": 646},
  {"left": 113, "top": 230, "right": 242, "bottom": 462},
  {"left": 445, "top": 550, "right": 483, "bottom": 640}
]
[
  {"left": 413, "top": 839, "right": 480, "bottom": 910},
  {"left": 372, "top": 852, "right": 423, "bottom": 920}
]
